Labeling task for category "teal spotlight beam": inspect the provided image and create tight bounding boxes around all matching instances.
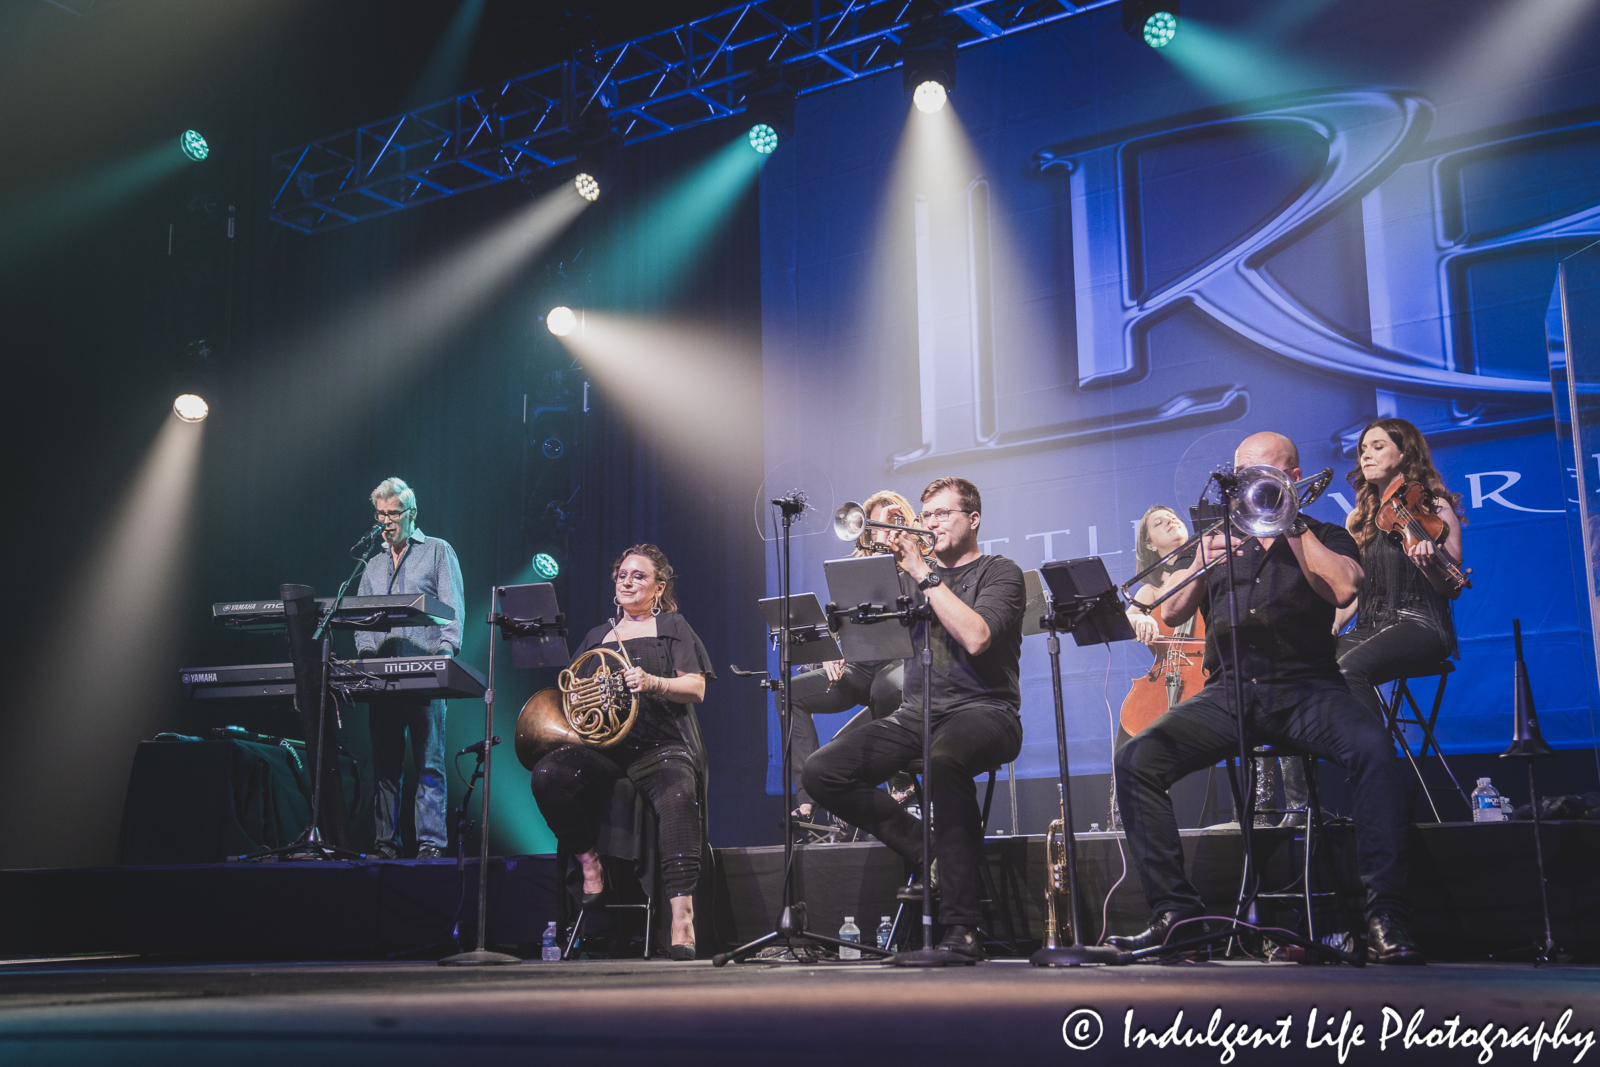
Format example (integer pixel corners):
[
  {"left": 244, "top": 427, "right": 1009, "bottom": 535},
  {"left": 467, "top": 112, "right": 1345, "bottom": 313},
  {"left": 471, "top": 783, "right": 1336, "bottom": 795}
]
[
  {"left": 407, "top": 0, "right": 488, "bottom": 108},
  {"left": 1156, "top": 17, "right": 1346, "bottom": 103},
  {"left": 594, "top": 134, "right": 768, "bottom": 306},
  {"left": 0, "top": 140, "right": 190, "bottom": 273}
]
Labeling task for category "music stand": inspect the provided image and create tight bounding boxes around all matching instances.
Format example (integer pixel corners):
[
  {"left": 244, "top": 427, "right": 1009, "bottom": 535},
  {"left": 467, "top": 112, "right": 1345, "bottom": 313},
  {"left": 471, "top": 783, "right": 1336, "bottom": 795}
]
[
  {"left": 1026, "top": 558, "right": 1132, "bottom": 966},
  {"left": 758, "top": 593, "right": 843, "bottom": 665},
  {"left": 440, "top": 582, "right": 568, "bottom": 966},
  {"left": 714, "top": 524, "right": 897, "bottom": 965}
]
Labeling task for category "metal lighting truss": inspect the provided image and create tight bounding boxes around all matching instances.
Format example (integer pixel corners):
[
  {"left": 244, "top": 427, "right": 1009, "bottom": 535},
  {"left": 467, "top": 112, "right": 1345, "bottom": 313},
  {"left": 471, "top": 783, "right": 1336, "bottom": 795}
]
[{"left": 270, "top": 0, "right": 1116, "bottom": 233}]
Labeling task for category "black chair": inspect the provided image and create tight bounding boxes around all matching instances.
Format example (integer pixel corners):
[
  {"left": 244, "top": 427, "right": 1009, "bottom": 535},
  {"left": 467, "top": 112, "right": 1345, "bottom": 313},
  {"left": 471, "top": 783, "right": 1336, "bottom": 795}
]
[
  {"left": 1376, "top": 661, "right": 1470, "bottom": 821},
  {"left": 1243, "top": 743, "right": 1345, "bottom": 944},
  {"left": 886, "top": 764, "right": 1018, "bottom": 954},
  {"left": 555, "top": 776, "right": 659, "bottom": 959}
]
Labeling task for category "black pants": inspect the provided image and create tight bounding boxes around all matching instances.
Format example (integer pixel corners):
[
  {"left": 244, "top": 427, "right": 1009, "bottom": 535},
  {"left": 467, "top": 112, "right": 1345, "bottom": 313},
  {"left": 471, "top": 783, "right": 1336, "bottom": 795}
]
[
  {"left": 1114, "top": 679, "right": 1410, "bottom": 921},
  {"left": 802, "top": 705, "right": 1022, "bottom": 926},
  {"left": 790, "top": 662, "right": 903, "bottom": 805},
  {"left": 531, "top": 743, "right": 701, "bottom": 896},
  {"left": 1338, "top": 620, "right": 1451, "bottom": 721}
]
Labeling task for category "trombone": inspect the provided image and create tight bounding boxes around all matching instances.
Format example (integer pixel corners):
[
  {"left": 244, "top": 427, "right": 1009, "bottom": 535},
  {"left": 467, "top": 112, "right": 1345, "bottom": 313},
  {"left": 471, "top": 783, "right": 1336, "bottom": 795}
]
[{"left": 1121, "top": 466, "right": 1335, "bottom": 614}]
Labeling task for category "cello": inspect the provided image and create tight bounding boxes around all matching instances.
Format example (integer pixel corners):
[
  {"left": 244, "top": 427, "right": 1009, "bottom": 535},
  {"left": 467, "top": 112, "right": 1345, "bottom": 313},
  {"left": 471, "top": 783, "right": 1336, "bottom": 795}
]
[{"left": 1119, "top": 608, "right": 1207, "bottom": 736}]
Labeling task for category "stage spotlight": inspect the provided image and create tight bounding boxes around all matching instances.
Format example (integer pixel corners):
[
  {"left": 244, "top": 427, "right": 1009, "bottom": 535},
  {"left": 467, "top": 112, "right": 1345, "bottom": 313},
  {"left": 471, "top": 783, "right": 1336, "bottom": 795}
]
[
  {"left": 744, "top": 68, "right": 795, "bottom": 154},
  {"left": 1124, "top": 1, "right": 1180, "bottom": 48},
  {"left": 574, "top": 172, "right": 600, "bottom": 201},
  {"left": 913, "top": 80, "right": 948, "bottom": 113},
  {"left": 748, "top": 123, "right": 779, "bottom": 155},
  {"left": 532, "top": 552, "right": 561, "bottom": 580},
  {"left": 546, "top": 305, "right": 578, "bottom": 337},
  {"left": 180, "top": 130, "right": 209, "bottom": 162},
  {"left": 172, "top": 394, "right": 209, "bottom": 422},
  {"left": 900, "top": 1, "right": 958, "bottom": 108}
]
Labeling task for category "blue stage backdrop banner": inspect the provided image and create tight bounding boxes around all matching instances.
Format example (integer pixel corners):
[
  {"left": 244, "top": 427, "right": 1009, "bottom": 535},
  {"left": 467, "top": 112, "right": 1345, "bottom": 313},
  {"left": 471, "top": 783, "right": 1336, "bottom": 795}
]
[{"left": 757, "top": 0, "right": 1600, "bottom": 789}]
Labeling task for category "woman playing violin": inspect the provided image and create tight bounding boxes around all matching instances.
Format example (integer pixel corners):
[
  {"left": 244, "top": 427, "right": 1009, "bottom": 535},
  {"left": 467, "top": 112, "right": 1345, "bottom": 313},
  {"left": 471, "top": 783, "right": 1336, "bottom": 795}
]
[{"left": 1335, "top": 418, "right": 1467, "bottom": 718}]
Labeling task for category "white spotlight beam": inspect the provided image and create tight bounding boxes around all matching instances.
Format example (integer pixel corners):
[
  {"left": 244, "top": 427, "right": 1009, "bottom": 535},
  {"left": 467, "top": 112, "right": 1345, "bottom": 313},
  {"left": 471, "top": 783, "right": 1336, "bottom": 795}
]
[
  {"left": 1, "top": 415, "right": 206, "bottom": 869},
  {"left": 1424, "top": 0, "right": 1594, "bottom": 128}
]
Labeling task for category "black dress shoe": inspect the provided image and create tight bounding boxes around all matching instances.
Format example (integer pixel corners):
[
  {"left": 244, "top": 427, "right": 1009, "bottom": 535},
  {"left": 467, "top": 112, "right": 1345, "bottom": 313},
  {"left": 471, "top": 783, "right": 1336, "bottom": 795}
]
[
  {"left": 668, "top": 943, "right": 696, "bottom": 961},
  {"left": 415, "top": 845, "right": 446, "bottom": 860},
  {"left": 1105, "top": 911, "right": 1212, "bottom": 954},
  {"left": 895, "top": 858, "right": 940, "bottom": 902},
  {"left": 935, "top": 924, "right": 985, "bottom": 962},
  {"left": 1365, "top": 910, "right": 1426, "bottom": 965}
]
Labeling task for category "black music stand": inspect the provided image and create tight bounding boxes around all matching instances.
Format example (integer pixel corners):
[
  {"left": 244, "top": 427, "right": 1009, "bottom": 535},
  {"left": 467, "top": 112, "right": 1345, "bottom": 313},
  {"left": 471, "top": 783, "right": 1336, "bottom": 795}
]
[
  {"left": 441, "top": 582, "right": 568, "bottom": 966},
  {"left": 713, "top": 510, "right": 897, "bottom": 966},
  {"left": 1030, "top": 558, "right": 1131, "bottom": 966}
]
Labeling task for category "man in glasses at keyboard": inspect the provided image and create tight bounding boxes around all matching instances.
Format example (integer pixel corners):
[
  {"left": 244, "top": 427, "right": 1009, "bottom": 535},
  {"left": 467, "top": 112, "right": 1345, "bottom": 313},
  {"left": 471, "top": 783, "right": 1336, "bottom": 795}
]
[{"left": 356, "top": 476, "right": 465, "bottom": 860}]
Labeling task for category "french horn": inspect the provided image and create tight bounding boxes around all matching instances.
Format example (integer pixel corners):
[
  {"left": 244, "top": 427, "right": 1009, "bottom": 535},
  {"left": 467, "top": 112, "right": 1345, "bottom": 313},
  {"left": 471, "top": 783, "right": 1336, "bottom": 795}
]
[{"left": 515, "top": 644, "right": 641, "bottom": 769}]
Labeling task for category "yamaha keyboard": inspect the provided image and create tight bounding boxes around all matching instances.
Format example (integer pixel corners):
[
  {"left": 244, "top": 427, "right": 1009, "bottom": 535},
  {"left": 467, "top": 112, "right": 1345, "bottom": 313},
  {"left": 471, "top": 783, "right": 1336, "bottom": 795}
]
[
  {"left": 211, "top": 594, "right": 455, "bottom": 633},
  {"left": 179, "top": 656, "right": 487, "bottom": 701}
]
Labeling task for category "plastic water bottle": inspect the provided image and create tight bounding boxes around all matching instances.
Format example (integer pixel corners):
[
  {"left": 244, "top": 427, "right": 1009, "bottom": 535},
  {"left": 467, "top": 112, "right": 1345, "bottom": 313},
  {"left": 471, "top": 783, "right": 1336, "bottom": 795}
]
[
  {"left": 875, "top": 915, "right": 893, "bottom": 952},
  {"left": 839, "top": 916, "right": 861, "bottom": 959},
  {"left": 541, "top": 921, "right": 561, "bottom": 961},
  {"left": 1471, "top": 778, "right": 1506, "bottom": 823}
]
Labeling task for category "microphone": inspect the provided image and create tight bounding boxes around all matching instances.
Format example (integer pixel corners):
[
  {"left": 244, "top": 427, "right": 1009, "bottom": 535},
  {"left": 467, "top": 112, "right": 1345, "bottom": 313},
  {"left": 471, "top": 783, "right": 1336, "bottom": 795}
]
[
  {"left": 457, "top": 735, "right": 502, "bottom": 757},
  {"left": 350, "top": 523, "right": 384, "bottom": 554},
  {"left": 772, "top": 489, "right": 808, "bottom": 518}
]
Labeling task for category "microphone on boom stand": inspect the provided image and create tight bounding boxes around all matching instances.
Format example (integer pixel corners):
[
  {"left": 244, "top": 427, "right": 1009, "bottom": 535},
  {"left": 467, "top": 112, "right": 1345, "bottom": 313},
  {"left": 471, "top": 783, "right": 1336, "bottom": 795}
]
[{"left": 350, "top": 523, "right": 385, "bottom": 557}]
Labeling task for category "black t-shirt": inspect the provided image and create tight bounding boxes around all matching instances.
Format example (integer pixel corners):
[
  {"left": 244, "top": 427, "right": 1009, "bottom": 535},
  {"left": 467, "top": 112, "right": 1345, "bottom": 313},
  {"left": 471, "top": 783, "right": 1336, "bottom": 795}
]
[
  {"left": 898, "top": 554, "right": 1027, "bottom": 717},
  {"left": 1198, "top": 518, "right": 1361, "bottom": 686},
  {"left": 575, "top": 613, "right": 717, "bottom": 748}
]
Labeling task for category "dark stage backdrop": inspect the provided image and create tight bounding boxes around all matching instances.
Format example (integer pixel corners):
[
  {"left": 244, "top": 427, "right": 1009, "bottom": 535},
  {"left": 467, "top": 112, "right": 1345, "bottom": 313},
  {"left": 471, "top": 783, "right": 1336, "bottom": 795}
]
[
  {"left": 760, "top": 0, "right": 1600, "bottom": 789},
  {"left": 2, "top": 106, "right": 773, "bottom": 869}
]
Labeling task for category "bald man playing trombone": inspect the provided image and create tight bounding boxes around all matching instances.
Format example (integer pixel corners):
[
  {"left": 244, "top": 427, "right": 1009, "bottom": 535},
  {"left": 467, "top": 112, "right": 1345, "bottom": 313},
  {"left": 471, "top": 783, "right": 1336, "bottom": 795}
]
[{"left": 1108, "top": 431, "right": 1423, "bottom": 965}]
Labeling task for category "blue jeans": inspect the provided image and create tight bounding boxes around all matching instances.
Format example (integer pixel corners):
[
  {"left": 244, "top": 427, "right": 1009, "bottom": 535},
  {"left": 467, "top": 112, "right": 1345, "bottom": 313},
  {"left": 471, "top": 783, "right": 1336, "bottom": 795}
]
[{"left": 369, "top": 699, "right": 448, "bottom": 852}]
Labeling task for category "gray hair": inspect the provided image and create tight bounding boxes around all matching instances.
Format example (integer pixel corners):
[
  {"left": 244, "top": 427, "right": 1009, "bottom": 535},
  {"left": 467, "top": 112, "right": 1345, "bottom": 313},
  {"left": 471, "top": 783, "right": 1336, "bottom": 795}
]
[{"left": 370, "top": 477, "right": 417, "bottom": 512}]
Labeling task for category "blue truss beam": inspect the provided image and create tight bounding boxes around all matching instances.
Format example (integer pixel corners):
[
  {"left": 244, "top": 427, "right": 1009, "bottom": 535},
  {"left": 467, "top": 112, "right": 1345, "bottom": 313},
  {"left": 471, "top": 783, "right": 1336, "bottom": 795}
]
[{"left": 269, "top": 0, "right": 1115, "bottom": 234}]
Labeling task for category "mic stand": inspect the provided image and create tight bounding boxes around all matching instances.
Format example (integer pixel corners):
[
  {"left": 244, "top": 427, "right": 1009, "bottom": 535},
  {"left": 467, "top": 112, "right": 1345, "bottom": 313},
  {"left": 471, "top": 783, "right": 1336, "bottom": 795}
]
[
  {"left": 441, "top": 588, "right": 566, "bottom": 966},
  {"left": 253, "top": 549, "right": 372, "bottom": 863},
  {"left": 713, "top": 502, "right": 895, "bottom": 966}
]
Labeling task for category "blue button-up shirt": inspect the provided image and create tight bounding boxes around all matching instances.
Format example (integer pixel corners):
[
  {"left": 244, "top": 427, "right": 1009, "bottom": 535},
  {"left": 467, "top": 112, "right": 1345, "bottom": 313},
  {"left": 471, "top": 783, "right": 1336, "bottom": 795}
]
[{"left": 354, "top": 529, "right": 464, "bottom": 658}]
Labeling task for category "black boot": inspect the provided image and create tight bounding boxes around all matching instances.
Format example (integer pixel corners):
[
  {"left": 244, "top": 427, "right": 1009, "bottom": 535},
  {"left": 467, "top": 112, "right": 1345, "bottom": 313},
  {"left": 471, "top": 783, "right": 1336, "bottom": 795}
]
[
  {"left": 1365, "top": 910, "right": 1426, "bottom": 965},
  {"left": 935, "top": 924, "right": 984, "bottom": 962},
  {"left": 1105, "top": 911, "right": 1212, "bottom": 954}
]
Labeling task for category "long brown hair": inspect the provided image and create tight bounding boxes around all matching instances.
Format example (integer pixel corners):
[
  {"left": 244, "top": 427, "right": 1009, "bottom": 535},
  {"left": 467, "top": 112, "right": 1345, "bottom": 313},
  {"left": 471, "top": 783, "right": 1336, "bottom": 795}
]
[
  {"left": 1344, "top": 418, "right": 1465, "bottom": 550},
  {"left": 1134, "top": 505, "right": 1186, "bottom": 574},
  {"left": 612, "top": 544, "right": 679, "bottom": 613}
]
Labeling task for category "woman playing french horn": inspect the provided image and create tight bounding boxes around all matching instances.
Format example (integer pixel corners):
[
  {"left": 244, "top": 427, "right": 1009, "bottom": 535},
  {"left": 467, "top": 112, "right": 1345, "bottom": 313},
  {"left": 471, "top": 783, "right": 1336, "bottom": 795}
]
[{"left": 527, "top": 544, "right": 716, "bottom": 960}]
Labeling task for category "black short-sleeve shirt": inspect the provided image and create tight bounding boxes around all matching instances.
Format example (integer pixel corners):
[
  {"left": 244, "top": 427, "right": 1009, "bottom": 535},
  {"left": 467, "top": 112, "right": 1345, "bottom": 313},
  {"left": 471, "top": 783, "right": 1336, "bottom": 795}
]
[
  {"left": 899, "top": 554, "right": 1027, "bottom": 717},
  {"left": 1198, "top": 518, "right": 1361, "bottom": 686},
  {"left": 576, "top": 613, "right": 717, "bottom": 748}
]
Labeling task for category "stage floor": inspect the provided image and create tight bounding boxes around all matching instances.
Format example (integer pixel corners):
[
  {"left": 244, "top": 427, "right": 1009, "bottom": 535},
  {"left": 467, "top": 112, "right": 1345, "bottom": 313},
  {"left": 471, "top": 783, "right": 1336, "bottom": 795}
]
[{"left": 1, "top": 955, "right": 1597, "bottom": 1065}]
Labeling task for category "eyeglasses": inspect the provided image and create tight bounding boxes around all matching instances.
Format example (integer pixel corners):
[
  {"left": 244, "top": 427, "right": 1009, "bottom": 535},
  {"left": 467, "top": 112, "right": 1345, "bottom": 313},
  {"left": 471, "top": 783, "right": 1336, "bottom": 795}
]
[
  {"left": 375, "top": 508, "right": 415, "bottom": 521},
  {"left": 918, "top": 507, "right": 972, "bottom": 525}
]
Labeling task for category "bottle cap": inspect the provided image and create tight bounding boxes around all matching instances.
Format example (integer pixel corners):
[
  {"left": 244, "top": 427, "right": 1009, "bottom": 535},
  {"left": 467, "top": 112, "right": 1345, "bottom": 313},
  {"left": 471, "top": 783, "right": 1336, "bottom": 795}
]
[
  {"left": 844, "top": 916, "right": 854, "bottom": 922},
  {"left": 1477, "top": 777, "right": 1491, "bottom": 786},
  {"left": 882, "top": 915, "right": 892, "bottom": 921}
]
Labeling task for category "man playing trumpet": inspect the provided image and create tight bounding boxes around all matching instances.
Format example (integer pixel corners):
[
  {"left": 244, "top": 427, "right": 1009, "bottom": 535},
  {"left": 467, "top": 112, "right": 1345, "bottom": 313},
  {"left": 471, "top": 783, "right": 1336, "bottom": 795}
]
[{"left": 1109, "top": 432, "right": 1424, "bottom": 964}]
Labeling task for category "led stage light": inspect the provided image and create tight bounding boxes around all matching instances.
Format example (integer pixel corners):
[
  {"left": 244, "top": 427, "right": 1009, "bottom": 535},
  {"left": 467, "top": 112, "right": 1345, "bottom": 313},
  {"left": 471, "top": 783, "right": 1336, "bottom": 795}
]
[
  {"left": 180, "top": 130, "right": 209, "bottom": 162},
  {"left": 172, "top": 394, "right": 209, "bottom": 422},
  {"left": 748, "top": 123, "right": 779, "bottom": 155},
  {"left": 1144, "top": 11, "right": 1178, "bottom": 47},
  {"left": 913, "top": 80, "right": 948, "bottom": 113},
  {"left": 546, "top": 305, "right": 578, "bottom": 337},
  {"left": 574, "top": 172, "right": 600, "bottom": 202},
  {"left": 532, "top": 553, "right": 561, "bottom": 580}
]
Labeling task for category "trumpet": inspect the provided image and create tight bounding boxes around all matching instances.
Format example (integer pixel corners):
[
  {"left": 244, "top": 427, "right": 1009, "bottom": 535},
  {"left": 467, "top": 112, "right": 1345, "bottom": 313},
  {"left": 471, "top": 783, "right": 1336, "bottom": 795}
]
[
  {"left": 832, "top": 501, "right": 936, "bottom": 545},
  {"left": 1121, "top": 465, "right": 1334, "bottom": 612}
]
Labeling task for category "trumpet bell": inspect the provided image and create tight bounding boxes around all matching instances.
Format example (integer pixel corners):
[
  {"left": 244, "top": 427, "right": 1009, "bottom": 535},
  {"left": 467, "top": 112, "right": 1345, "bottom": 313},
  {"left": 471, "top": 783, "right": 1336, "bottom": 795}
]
[{"left": 833, "top": 501, "right": 868, "bottom": 542}]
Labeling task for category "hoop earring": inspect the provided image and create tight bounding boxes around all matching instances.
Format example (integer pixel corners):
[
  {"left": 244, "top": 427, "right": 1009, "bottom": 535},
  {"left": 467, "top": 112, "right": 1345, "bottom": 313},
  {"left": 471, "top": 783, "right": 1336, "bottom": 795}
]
[{"left": 614, "top": 595, "right": 624, "bottom": 622}]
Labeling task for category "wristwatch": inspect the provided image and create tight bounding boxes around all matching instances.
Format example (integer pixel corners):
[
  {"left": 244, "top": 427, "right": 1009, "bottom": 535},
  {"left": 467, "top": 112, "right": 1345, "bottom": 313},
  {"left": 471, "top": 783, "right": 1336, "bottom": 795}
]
[{"left": 917, "top": 570, "right": 943, "bottom": 591}]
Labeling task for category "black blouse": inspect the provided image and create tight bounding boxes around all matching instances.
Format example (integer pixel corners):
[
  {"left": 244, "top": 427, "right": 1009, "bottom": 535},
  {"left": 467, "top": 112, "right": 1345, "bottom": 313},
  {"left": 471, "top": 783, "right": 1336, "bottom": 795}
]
[
  {"left": 1351, "top": 526, "right": 1458, "bottom": 655},
  {"left": 574, "top": 613, "right": 717, "bottom": 751}
]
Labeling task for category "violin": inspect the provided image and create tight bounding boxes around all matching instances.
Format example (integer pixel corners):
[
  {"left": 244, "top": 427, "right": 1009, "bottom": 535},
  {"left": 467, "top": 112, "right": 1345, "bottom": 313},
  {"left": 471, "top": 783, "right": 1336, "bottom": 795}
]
[
  {"left": 1375, "top": 480, "right": 1472, "bottom": 595},
  {"left": 1119, "top": 608, "right": 1207, "bottom": 736}
]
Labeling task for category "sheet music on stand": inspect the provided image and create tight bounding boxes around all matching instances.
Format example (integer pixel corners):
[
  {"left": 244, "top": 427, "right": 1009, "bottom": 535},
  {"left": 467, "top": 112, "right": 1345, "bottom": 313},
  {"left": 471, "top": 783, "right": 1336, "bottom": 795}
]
[
  {"left": 495, "top": 583, "right": 570, "bottom": 669},
  {"left": 757, "top": 593, "right": 842, "bottom": 667},
  {"left": 823, "top": 555, "right": 916, "bottom": 663}
]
